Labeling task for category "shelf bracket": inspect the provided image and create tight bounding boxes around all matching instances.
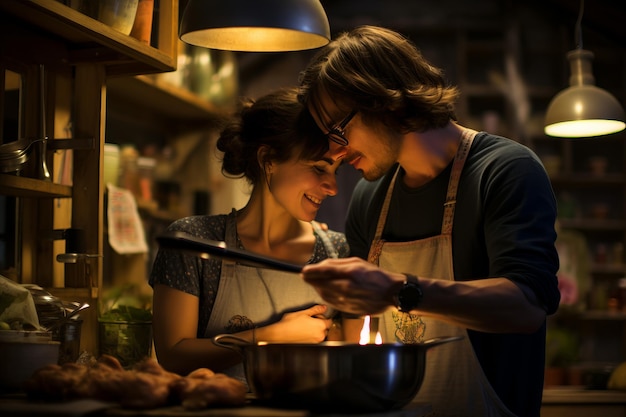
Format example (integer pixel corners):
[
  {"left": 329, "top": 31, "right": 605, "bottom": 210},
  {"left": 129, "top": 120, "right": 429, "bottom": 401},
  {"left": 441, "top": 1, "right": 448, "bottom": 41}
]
[{"left": 47, "top": 137, "right": 96, "bottom": 151}]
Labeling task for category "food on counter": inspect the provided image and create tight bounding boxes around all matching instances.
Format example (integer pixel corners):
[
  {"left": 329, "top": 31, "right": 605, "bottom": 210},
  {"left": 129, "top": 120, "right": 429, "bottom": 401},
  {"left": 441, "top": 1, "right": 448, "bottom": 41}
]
[
  {"left": 170, "top": 368, "right": 248, "bottom": 410},
  {"left": 608, "top": 362, "right": 626, "bottom": 390},
  {"left": 24, "top": 354, "right": 246, "bottom": 410}
]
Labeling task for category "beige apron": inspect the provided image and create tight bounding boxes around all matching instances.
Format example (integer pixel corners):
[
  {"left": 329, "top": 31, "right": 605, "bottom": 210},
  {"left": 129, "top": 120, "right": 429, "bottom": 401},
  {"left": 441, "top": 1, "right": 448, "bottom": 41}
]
[
  {"left": 205, "top": 212, "right": 337, "bottom": 385},
  {"left": 369, "top": 130, "right": 516, "bottom": 416}
]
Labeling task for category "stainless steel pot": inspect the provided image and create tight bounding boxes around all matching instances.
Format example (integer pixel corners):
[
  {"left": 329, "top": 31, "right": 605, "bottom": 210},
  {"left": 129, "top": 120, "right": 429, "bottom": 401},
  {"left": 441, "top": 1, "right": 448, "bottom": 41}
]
[{"left": 213, "top": 334, "right": 462, "bottom": 413}]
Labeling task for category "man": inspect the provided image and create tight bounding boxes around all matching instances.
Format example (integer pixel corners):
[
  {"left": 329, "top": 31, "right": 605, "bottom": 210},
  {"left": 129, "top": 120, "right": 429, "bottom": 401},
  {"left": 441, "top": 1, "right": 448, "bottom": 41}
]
[{"left": 298, "top": 26, "right": 560, "bottom": 416}]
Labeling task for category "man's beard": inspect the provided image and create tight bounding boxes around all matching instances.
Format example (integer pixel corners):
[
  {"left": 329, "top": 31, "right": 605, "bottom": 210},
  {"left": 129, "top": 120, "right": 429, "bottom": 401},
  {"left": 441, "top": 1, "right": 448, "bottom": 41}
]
[
  {"left": 362, "top": 160, "right": 394, "bottom": 181},
  {"left": 360, "top": 129, "right": 401, "bottom": 181}
]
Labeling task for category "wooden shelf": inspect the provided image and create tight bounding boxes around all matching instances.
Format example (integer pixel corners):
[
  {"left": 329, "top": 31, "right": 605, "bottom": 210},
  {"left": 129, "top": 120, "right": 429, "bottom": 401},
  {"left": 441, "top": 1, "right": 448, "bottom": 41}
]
[
  {"left": 107, "top": 75, "right": 228, "bottom": 120},
  {"left": 591, "top": 263, "right": 626, "bottom": 275},
  {"left": 550, "top": 174, "right": 626, "bottom": 186},
  {"left": 552, "top": 309, "right": 626, "bottom": 321},
  {"left": 0, "top": 0, "right": 177, "bottom": 76},
  {"left": 0, "top": 174, "right": 72, "bottom": 198},
  {"left": 580, "top": 311, "right": 626, "bottom": 321},
  {"left": 560, "top": 219, "right": 626, "bottom": 231}
]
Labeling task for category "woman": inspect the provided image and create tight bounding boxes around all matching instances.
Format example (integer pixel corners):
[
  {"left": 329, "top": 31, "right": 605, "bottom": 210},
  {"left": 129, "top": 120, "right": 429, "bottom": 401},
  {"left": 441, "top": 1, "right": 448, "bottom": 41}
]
[{"left": 149, "top": 88, "right": 351, "bottom": 382}]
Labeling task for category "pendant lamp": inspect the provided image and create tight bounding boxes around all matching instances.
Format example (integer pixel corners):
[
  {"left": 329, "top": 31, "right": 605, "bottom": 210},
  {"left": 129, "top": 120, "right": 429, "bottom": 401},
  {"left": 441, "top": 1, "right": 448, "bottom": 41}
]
[
  {"left": 544, "top": 0, "right": 625, "bottom": 138},
  {"left": 179, "top": 0, "right": 331, "bottom": 52}
]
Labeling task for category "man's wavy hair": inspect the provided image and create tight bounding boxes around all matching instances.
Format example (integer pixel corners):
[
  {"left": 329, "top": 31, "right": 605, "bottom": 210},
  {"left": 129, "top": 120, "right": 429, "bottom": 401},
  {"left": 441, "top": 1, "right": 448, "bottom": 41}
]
[{"left": 298, "top": 25, "right": 460, "bottom": 134}]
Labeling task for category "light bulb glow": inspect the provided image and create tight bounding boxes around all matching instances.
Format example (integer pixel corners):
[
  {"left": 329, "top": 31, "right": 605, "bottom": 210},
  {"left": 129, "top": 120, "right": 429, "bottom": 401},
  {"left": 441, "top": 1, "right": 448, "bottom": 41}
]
[{"left": 545, "top": 119, "right": 626, "bottom": 138}]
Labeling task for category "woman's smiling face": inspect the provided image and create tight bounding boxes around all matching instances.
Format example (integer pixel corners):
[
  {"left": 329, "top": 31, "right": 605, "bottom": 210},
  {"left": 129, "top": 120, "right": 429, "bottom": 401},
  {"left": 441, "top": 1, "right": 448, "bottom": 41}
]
[{"left": 268, "top": 153, "right": 341, "bottom": 222}]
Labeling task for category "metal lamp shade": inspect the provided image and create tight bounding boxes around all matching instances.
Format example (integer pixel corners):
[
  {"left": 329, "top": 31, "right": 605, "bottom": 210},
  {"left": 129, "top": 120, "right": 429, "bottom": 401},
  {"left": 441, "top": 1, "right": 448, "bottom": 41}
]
[
  {"left": 179, "top": 0, "right": 331, "bottom": 52},
  {"left": 545, "top": 49, "right": 626, "bottom": 138}
]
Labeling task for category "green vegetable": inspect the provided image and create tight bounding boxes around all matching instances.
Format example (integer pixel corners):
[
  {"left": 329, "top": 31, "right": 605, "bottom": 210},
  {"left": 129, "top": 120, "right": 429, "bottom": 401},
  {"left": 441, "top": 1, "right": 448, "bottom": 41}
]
[
  {"left": 99, "top": 305, "right": 152, "bottom": 322},
  {"left": 0, "top": 321, "right": 10, "bottom": 330}
]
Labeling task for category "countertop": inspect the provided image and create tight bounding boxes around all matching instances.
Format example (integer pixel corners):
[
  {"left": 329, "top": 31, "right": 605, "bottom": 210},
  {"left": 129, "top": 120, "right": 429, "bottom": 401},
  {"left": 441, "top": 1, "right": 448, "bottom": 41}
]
[
  {"left": 0, "top": 395, "right": 433, "bottom": 417},
  {"left": 3, "top": 389, "right": 625, "bottom": 416},
  {"left": 542, "top": 387, "right": 626, "bottom": 404}
]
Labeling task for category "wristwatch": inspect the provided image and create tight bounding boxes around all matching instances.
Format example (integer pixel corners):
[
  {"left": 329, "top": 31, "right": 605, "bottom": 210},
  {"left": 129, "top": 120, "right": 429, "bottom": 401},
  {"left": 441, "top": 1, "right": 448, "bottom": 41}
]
[{"left": 395, "top": 274, "right": 423, "bottom": 312}]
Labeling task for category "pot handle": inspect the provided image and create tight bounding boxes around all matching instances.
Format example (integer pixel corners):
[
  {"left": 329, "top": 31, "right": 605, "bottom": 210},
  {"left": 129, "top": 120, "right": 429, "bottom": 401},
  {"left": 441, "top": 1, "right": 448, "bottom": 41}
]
[
  {"left": 212, "top": 333, "right": 252, "bottom": 356},
  {"left": 420, "top": 335, "right": 464, "bottom": 349}
]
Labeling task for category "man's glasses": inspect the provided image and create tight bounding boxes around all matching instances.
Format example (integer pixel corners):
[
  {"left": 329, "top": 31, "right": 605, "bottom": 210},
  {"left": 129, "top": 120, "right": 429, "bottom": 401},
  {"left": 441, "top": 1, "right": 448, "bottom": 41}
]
[{"left": 326, "top": 109, "right": 357, "bottom": 146}]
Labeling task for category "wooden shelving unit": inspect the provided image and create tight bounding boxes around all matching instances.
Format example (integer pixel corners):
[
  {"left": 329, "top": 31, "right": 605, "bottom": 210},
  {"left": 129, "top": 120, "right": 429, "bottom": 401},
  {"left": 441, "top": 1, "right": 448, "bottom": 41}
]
[
  {"left": 0, "top": 175, "right": 72, "bottom": 198},
  {"left": 451, "top": 8, "right": 626, "bottom": 368},
  {"left": 0, "top": 0, "right": 180, "bottom": 355}
]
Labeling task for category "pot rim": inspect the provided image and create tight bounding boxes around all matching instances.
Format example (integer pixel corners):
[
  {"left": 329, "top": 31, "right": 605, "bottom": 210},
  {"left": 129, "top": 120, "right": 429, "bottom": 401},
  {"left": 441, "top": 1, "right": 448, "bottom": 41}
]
[{"left": 212, "top": 333, "right": 463, "bottom": 351}]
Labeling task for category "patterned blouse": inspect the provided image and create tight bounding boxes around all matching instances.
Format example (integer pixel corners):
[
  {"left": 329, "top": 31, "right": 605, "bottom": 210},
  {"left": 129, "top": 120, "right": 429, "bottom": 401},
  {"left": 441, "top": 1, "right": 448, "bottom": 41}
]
[{"left": 149, "top": 212, "right": 350, "bottom": 336}]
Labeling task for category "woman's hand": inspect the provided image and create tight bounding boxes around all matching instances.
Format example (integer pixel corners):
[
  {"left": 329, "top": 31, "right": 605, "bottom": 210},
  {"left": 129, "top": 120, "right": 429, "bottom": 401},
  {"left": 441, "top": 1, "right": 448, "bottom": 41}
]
[{"left": 256, "top": 304, "right": 332, "bottom": 343}]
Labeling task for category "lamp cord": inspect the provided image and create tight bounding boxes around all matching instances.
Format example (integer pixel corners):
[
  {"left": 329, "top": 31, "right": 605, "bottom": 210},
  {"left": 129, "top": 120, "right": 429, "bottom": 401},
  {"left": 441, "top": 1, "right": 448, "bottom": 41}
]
[{"left": 575, "top": 0, "right": 584, "bottom": 49}]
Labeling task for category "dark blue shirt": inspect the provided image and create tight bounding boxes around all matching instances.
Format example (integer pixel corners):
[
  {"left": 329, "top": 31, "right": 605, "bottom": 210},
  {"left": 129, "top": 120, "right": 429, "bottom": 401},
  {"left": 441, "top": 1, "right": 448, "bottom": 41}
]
[{"left": 346, "top": 132, "right": 560, "bottom": 417}]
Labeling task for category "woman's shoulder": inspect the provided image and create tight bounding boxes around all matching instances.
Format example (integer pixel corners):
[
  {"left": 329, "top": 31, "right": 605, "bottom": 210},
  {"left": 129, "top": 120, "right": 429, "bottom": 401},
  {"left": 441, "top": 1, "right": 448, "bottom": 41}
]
[
  {"left": 324, "top": 228, "right": 347, "bottom": 242},
  {"left": 167, "top": 214, "right": 229, "bottom": 241},
  {"left": 314, "top": 228, "right": 350, "bottom": 259}
]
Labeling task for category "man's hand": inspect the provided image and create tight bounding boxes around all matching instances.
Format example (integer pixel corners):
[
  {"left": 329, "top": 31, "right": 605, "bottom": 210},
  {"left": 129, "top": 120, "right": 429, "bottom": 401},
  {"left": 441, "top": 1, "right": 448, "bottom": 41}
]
[{"left": 301, "top": 257, "right": 404, "bottom": 315}]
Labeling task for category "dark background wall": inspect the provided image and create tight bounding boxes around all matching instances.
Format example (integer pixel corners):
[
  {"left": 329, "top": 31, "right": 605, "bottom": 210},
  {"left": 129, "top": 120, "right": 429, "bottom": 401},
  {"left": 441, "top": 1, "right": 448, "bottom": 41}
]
[{"left": 232, "top": 0, "right": 625, "bottom": 232}]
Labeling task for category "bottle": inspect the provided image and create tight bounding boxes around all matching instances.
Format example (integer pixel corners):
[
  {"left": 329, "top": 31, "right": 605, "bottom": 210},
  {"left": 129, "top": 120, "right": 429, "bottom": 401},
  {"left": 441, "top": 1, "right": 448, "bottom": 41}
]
[
  {"left": 118, "top": 145, "right": 139, "bottom": 197},
  {"left": 137, "top": 156, "right": 156, "bottom": 202},
  {"left": 103, "top": 143, "right": 120, "bottom": 187}
]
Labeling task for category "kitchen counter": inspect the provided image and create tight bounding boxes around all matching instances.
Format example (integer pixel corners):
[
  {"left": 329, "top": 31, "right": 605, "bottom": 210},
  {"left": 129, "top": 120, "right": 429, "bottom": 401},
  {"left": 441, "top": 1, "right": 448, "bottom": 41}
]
[
  {"left": 8, "top": 388, "right": 624, "bottom": 416},
  {"left": 105, "top": 403, "right": 432, "bottom": 417},
  {"left": 0, "top": 395, "right": 433, "bottom": 417},
  {"left": 542, "top": 388, "right": 626, "bottom": 417},
  {"left": 543, "top": 387, "right": 626, "bottom": 403}
]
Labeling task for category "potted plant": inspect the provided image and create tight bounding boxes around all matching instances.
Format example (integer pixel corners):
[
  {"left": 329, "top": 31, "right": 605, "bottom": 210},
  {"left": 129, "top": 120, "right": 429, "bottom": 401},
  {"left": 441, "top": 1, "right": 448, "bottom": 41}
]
[
  {"left": 545, "top": 326, "right": 579, "bottom": 387},
  {"left": 98, "top": 284, "right": 152, "bottom": 368}
]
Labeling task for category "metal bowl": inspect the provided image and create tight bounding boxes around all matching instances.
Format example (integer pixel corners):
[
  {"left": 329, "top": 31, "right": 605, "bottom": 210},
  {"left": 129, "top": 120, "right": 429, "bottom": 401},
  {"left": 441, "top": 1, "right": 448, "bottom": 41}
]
[{"left": 213, "top": 334, "right": 462, "bottom": 413}]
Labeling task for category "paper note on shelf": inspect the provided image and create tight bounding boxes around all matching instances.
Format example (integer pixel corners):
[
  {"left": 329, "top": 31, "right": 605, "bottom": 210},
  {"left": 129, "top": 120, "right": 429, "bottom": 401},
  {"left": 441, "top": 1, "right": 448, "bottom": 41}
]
[{"left": 107, "top": 184, "right": 148, "bottom": 255}]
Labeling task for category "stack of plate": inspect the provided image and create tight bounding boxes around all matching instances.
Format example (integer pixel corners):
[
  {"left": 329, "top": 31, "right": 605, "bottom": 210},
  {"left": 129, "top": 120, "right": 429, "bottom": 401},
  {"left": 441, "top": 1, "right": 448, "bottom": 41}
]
[{"left": 0, "top": 330, "right": 59, "bottom": 391}]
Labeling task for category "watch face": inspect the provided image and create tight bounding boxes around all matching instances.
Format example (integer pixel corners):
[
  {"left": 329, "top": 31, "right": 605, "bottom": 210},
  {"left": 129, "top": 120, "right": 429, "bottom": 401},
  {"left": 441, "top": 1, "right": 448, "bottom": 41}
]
[{"left": 399, "top": 282, "right": 422, "bottom": 311}]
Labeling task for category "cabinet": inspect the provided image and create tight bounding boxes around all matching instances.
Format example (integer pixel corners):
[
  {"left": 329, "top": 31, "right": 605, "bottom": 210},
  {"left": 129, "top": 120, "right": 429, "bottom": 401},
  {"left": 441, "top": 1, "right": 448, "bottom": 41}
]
[{"left": 0, "top": 0, "right": 179, "bottom": 354}]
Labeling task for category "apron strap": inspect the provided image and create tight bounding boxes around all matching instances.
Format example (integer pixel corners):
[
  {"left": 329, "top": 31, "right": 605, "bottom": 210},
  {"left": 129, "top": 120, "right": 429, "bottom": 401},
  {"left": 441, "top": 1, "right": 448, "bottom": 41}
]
[
  {"left": 442, "top": 129, "right": 477, "bottom": 235},
  {"left": 367, "top": 167, "right": 401, "bottom": 263},
  {"left": 367, "top": 129, "right": 478, "bottom": 263},
  {"left": 222, "top": 209, "right": 239, "bottom": 270}
]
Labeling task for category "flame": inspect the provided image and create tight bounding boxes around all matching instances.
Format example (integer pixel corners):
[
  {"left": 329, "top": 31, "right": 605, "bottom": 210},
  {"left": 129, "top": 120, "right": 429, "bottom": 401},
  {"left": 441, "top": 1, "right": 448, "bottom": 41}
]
[
  {"left": 359, "top": 315, "right": 383, "bottom": 345},
  {"left": 359, "top": 316, "right": 370, "bottom": 345}
]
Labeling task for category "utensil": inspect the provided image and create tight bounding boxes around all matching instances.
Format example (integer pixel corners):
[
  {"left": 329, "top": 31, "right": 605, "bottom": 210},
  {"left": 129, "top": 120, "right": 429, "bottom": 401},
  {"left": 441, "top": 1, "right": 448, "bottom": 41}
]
[
  {"left": 158, "top": 231, "right": 336, "bottom": 319},
  {"left": 0, "top": 138, "right": 45, "bottom": 172},
  {"left": 38, "top": 65, "right": 51, "bottom": 181},
  {"left": 213, "top": 334, "right": 463, "bottom": 413},
  {"left": 45, "top": 302, "right": 89, "bottom": 332},
  {"left": 156, "top": 230, "right": 303, "bottom": 272}
]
